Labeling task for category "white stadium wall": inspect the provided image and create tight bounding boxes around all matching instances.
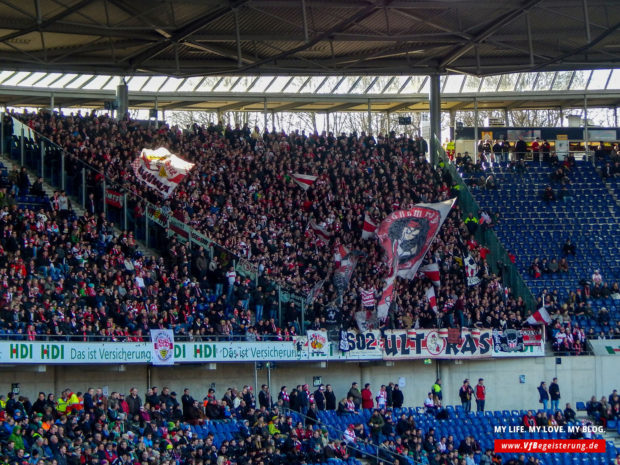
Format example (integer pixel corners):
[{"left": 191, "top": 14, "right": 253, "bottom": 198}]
[{"left": 2, "top": 356, "right": 618, "bottom": 412}]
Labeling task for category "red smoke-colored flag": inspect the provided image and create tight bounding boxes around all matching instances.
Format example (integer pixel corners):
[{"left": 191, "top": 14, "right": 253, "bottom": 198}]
[
  {"left": 526, "top": 306, "right": 551, "bottom": 325},
  {"left": 334, "top": 244, "right": 350, "bottom": 268},
  {"left": 420, "top": 263, "right": 440, "bottom": 287},
  {"left": 426, "top": 286, "right": 438, "bottom": 314},
  {"left": 377, "top": 199, "right": 455, "bottom": 281},
  {"left": 309, "top": 220, "right": 332, "bottom": 241},
  {"left": 377, "top": 253, "right": 398, "bottom": 320},
  {"left": 292, "top": 173, "right": 318, "bottom": 190},
  {"left": 361, "top": 213, "right": 377, "bottom": 240}
]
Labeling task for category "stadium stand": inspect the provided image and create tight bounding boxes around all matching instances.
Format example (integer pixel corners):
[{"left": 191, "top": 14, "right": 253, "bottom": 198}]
[
  {"left": 458, "top": 152, "right": 620, "bottom": 345},
  {"left": 0, "top": 383, "right": 617, "bottom": 465},
  {"left": 0, "top": 111, "right": 537, "bottom": 339}
]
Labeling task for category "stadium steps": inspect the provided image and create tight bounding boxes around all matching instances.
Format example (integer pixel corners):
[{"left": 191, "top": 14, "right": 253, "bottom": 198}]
[
  {"left": 0, "top": 153, "right": 160, "bottom": 259},
  {"left": 603, "top": 180, "right": 620, "bottom": 209}
]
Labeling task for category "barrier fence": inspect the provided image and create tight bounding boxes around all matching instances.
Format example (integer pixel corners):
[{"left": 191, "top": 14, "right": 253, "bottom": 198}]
[{"left": 433, "top": 137, "right": 537, "bottom": 311}]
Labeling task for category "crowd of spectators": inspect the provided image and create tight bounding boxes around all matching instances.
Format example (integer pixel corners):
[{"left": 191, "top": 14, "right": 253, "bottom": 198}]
[
  {"left": 0, "top": 110, "right": 536, "bottom": 339},
  {"left": 585, "top": 389, "right": 620, "bottom": 427},
  {"left": 0, "top": 379, "right": 516, "bottom": 465}
]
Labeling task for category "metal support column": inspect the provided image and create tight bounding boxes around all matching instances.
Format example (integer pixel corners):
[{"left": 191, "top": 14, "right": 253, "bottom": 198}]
[
  {"left": 145, "top": 211, "right": 150, "bottom": 247},
  {"left": 263, "top": 99, "right": 268, "bottom": 132},
  {"left": 614, "top": 107, "right": 618, "bottom": 128},
  {"left": 584, "top": 95, "right": 591, "bottom": 164},
  {"left": 367, "top": 100, "right": 372, "bottom": 134},
  {"left": 61, "top": 153, "right": 66, "bottom": 191},
  {"left": 326, "top": 113, "right": 330, "bottom": 133},
  {"left": 449, "top": 109, "right": 456, "bottom": 141},
  {"left": 103, "top": 178, "right": 107, "bottom": 217},
  {"left": 386, "top": 111, "right": 391, "bottom": 134},
  {"left": 0, "top": 111, "right": 4, "bottom": 156},
  {"left": 559, "top": 108, "right": 564, "bottom": 127},
  {"left": 154, "top": 97, "right": 158, "bottom": 127},
  {"left": 429, "top": 74, "right": 441, "bottom": 166},
  {"left": 81, "top": 167, "right": 86, "bottom": 207},
  {"left": 123, "top": 193, "right": 128, "bottom": 231},
  {"left": 503, "top": 108, "right": 510, "bottom": 127},
  {"left": 473, "top": 98, "right": 479, "bottom": 164},
  {"left": 40, "top": 141, "right": 45, "bottom": 178},
  {"left": 20, "top": 127, "right": 25, "bottom": 166},
  {"left": 50, "top": 93, "right": 55, "bottom": 114}
]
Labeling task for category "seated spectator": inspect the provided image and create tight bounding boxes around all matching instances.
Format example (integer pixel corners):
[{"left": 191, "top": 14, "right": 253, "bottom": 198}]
[
  {"left": 592, "top": 269, "right": 603, "bottom": 286},
  {"left": 558, "top": 258, "right": 569, "bottom": 273},
  {"left": 542, "top": 186, "right": 556, "bottom": 202},
  {"left": 485, "top": 175, "right": 498, "bottom": 190},
  {"left": 562, "top": 239, "right": 576, "bottom": 256},
  {"left": 586, "top": 396, "right": 602, "bottom": 421},
  {"left": 522, "top": 411, "right": 536, "bottom": 428},
  {"left": 530, "top": 258, "right": 542, "bottom": 279},
  {"left": 423, "top": 393, "right": 437, "bottom": 415},
  {"left": 564, "top": 403, "right": 576, "bottom": 422},
  {"left": 30, "top": 177, "right": 45, "bottom": 197},
  {"left": 548, "top": 258, "right": 559, "bottom": 274}
]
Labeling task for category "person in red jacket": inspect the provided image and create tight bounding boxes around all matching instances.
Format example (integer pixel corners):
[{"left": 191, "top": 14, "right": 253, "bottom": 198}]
[
  {"left": 523, "top": 410, "right": 536, "bottom": 428},
  {"left": 475, "top": 378, "right": 486, "bottom": 412},
  {"left": 361, "top": 384, "right": 374, "bottom": 410}
]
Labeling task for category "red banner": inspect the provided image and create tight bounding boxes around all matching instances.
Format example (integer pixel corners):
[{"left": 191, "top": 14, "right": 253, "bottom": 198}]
[{"left": 105, "top": 189, "right": 123, "bottom": 208}]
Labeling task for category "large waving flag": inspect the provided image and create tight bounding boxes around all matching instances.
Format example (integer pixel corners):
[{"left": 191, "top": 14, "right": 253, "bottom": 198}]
[
  {"left": 309, "top": 220, "right": 332, "bottom": 241},
  {"left": 361, "top": 213, "right": 378, "bottom": 240},
  {"left": 334, "top": 244, "right": 350, "bottom": 268},
  {"left": 333, "top": 250, "right": 359, "bottom": 297},
  {"left": 420, "top": 263, "right": 440, "bottom": 287},
  {"left": 292, "top": 173, "right": 318, "bottom": 190},
  {"left": 426, "top": 286, "right": 438, "bottom": 315},
  {"left": 377, "top": 253, "right": 399, "bottom": 320},
  {"left": 377, "top": 199, "right": 455, "bottom": 281},
  {"left": 132, "top": 148, "right": 195, "bottom": 198},
  {"left": 526, "top": 306, "right": 551, "bottom": 325}
]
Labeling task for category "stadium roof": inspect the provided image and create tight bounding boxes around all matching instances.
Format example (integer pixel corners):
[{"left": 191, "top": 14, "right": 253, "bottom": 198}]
[
  {"left": 1, "top": 70, "right": 619, "bottom": 112},
  {"left": 0, "top": 0, "right": 618, "bottom": 77}
]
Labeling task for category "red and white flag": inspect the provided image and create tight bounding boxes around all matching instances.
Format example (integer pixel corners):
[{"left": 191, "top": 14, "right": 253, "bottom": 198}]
[
  {"left": 361, "top": 213, "right": 378, "bottom": 240},
  {"left": 426, "top": 287, "right": 438, "bottom": 314},
  {"left": 526, "top": 306, "right": 551, "bottom": 325},
  {"left": 377, "top": 254, "right": 399, "bottom": 321},
  {"left": 334, "top": 244, "right": 350, "bottom": 268},
  {"left": 309, "top": 220, "right": 332, "bottom": 241},
  {"left": 360, "top": 287, "right": 376, "bottom": 308},
  {"left": 377, "top": 199, "right": 455, "bottom": 281},
  {"left": 420, "top": 263, "right": 440, "bottom": 287},
  {"left": 292, "top": 173, "right": 318, "bottom": 191}
]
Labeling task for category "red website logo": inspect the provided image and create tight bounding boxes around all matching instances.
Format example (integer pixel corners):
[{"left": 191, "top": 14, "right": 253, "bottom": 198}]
[{"left": 495, "top": 440, "right": 606, "bottom": 453}]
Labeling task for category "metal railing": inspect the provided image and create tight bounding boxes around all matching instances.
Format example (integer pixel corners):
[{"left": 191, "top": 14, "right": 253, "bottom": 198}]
[
  {"left": 0, "top": 111, "right": 308, "bottom": 328},
  {"left": 281, "top": 407, "right": 421, "bottom": 465},
  {"left": 434, "top": 138, "right": 537, "bottom": 311},
  {"left": 0, "top": 332, "right": 303, "bottom": 342}
]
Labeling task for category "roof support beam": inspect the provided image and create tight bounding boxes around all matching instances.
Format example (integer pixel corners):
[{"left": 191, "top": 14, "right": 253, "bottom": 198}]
[
  {"left": 439, "top": 0, "right": 544, "bottom": 69},
  {"left": 233, "top": 1, "right": 386, "bottom": 74},
  {"left": 128, "top": 0, "right": 249, "bottom": 69},
  {"left": 0, "top": 0, "right": 98, "bottom": 43},
  {"left": 526, "top": 13, "right": 534, "bottom": 66},
  {"left": 583, "top": 0, "right": 591, "bottom": 43}
]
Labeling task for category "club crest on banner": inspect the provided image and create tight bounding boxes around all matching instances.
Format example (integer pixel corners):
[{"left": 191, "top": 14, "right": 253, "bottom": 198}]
[{"left": 150, "top": 330, "right": 175, "bottom": 365}]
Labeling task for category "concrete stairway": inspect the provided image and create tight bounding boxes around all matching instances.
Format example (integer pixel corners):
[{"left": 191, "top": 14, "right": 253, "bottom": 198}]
[{"left": 0, "top": 153, "right": 159, "bottom": 258}]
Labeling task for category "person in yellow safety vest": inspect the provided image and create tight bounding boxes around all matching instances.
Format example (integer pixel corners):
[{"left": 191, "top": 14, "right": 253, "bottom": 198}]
[
  {"left": 432, "top": 379, "right": 443, "bottom": 403},
  {"left": 446, "top": 140, "right": 456, "bottom": 161},
  {"left": 57, "top": 389, "right": 81, "bottom": 415},
  {"left": 67, "top": 391, "right": 84, "bottom": 414}
]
